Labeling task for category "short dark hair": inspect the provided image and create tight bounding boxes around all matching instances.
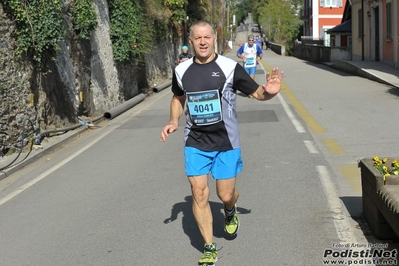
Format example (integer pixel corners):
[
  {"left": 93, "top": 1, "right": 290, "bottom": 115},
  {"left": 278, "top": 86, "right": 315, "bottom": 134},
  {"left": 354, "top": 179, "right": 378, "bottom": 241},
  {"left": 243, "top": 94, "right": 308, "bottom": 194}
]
[{"left": 189, "top": 20, "right": 216, "bottom": 37}]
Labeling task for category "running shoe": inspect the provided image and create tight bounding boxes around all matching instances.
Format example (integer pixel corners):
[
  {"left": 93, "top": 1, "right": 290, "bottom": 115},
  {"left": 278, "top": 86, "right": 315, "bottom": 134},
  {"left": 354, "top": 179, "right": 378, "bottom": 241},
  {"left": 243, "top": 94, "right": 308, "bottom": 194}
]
[
  {"left": 224, "top": 204, "right": 239, "bottom": 235},
  {"left": 198, "top": 243, "right": 218, "bottom": 265}
]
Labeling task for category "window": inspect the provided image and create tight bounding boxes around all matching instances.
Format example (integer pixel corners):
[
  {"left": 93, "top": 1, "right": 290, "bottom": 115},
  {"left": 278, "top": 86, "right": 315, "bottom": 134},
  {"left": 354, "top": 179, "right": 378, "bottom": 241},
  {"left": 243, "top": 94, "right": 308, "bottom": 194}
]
[
  {"left": 386, "top": 2, "right": 392, "bottom": 39},
  {"left": 358, "top": 8, "right": 363, "bottom": 38},
  {"left": 320, "top": 0, "right": 342, "bottom": 7}
]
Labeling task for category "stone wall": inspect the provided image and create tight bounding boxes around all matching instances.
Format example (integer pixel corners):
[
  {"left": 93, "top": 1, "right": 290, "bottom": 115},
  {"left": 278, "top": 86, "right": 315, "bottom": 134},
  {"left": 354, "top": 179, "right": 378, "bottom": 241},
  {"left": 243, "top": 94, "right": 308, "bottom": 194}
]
[
  {"left": 0, "top": 1, "right": 176, "bottom": 157},
  {"left": 0, "top": 4, "right": 36, "bottom": 157}
]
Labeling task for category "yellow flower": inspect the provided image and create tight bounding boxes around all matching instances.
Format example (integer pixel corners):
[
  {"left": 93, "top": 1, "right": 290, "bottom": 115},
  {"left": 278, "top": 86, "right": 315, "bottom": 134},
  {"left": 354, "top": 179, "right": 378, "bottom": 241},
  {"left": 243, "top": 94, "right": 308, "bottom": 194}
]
[
  {"left": 373, "top": 156, "right": 399, "bottom": 177},
  {"left": 373, "top": 156, "right": 381, "bottom": 164}
]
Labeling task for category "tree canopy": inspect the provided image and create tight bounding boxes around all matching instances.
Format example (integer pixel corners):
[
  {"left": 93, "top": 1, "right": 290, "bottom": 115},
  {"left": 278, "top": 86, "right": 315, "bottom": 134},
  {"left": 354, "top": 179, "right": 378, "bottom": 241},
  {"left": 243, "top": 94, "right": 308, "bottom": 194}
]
[{"left": 257, "top": 0, "right": 301, "bottom": 44}]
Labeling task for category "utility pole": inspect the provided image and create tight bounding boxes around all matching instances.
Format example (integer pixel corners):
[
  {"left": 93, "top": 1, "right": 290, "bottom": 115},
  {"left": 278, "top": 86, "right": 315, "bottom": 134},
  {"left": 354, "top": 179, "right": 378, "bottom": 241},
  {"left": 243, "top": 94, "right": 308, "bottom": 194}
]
[
  {"left": 183, "top": 3, "right": 187, "bottom": 46},
  {"left": 227, "top": 0, "right": 229, "bottom": 40}
]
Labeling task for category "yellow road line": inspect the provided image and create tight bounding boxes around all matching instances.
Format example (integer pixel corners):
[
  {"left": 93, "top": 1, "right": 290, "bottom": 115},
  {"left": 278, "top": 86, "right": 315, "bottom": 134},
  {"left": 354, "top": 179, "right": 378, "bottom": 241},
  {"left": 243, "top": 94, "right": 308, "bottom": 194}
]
[
  {"left": 260, "top": 60, "right": 326, "bottom": 134},
  {"left": 261, "top": 60, "right": 358, "bottom": 191},
  {"left": 339, "top": 164, "right": 362, "bottom": 192},
  {"left": 323, "top": 138, "right": 345, "bottom": 154}
]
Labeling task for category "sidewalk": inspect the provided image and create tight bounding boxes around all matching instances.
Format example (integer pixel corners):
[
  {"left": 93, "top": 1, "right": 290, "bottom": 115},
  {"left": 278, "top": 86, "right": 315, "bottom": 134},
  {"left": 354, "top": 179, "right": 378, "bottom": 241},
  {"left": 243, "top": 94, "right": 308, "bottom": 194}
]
[
  {"left": 324, "top": 60, "right": 399, "bottom": 88},
  {"left": 0, "top": 125, "right": 94, "bottom": 181}
]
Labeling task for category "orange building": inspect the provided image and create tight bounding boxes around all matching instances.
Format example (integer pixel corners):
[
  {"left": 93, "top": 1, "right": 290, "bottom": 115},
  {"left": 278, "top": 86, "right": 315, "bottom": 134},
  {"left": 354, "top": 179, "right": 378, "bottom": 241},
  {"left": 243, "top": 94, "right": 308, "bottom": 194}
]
[{"left": 302, "top": 0, "right": 347, "bottom": 45}]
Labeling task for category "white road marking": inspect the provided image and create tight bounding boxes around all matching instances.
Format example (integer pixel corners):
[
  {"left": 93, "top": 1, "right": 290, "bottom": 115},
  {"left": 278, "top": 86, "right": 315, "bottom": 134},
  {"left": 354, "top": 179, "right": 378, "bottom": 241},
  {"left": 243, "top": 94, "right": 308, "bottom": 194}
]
[
  {"left": 304, "top": 140, "right": 319, "bottom": 153},
  {"left": 0, "top": 128, "right": 116, "bottom": 206},
  {"left": 277, "top": 93, "right": 306, "bottom": 133},
  {"left": 0, "top": 89, "right": 173, "bottom": 206},
  {"left": 316, "top": 165, "right": 357, "bottom": 243}
]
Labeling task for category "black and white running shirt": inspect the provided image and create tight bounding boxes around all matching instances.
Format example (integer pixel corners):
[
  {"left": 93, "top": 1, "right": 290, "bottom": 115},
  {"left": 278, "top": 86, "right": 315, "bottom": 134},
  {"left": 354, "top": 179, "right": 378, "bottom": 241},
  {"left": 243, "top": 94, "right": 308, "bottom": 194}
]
[{"left": 172, "top": 54, "right": 259, "bottom": 151}]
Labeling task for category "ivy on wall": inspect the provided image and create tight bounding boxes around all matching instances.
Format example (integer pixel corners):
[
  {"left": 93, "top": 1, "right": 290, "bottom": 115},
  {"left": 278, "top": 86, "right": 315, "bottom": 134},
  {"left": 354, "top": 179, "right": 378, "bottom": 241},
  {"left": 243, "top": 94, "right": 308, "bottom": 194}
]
[
  {"left": 3, "top": 0, "right": 65, "bottom": 70},
  {"left": 164, "top": 0, "right": 186, "bottom": 25},
  {"left": 108, "top": 0, "right": 153, "bottom": 61},
  {"left": 72, "top": 0, "right": 97, "bottom": 40},
  {"left": 2, "top": 0, "right": 204, "bottom": 66},
  {"left": 3, "top": 0, "right": 98, "bottom": 70},
  {"left": 145, "top": 0, "right": 171, "bottom": 42}
]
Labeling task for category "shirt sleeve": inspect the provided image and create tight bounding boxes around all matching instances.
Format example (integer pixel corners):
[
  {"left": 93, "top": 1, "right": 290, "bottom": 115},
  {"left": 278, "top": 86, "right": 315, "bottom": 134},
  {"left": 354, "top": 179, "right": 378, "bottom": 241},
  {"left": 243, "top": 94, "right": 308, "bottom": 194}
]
[
  {"left": 236, "top": 46, "right": 244, "bottom": 55},
  {"left": 257, "top": 45, "right": 263, "bottom": 55},
  {"left": 171, "top": 72, "right": 185, "bottom": 96},
  {"left": 232, "top": 64, "right": 259, "bottom": 95}
]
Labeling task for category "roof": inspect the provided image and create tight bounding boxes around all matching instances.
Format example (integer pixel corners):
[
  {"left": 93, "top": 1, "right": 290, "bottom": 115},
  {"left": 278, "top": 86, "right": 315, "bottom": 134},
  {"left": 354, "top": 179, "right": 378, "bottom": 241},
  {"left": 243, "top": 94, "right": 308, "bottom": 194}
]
[
  {"left": 327, "top": 19, "right": 352, "bottom": 33},
  {"left": 342, "top": 0, "right": 352, "bottom": 22}
]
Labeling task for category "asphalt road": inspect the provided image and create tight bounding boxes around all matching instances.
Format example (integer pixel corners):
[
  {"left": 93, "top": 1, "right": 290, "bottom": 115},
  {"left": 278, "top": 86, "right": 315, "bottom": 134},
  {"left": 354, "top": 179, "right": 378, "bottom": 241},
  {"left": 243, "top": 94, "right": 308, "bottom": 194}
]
[{"left": 1, "top": 45, "right": 399, "bottom": 265}]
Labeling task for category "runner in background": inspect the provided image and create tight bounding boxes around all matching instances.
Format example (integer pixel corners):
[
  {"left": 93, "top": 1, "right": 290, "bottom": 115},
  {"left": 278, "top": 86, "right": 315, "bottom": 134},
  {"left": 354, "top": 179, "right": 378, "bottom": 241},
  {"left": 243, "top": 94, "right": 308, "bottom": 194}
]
[
  {"left": 236, "top": 34, "right": 263, "bottom": 79},
  {"left": 178, "top": 45, "right": 192, "bottom": 64}
]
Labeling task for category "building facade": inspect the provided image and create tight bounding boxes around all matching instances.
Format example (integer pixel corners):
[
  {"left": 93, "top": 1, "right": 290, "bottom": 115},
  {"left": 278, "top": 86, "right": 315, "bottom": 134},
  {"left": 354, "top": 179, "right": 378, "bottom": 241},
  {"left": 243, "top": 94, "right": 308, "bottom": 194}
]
[
  {"left": 352, "top": 0, "right": 398, "bottom": 68},
  {"left": 302, "top": 0, "right": 347, "bottom": 44}
]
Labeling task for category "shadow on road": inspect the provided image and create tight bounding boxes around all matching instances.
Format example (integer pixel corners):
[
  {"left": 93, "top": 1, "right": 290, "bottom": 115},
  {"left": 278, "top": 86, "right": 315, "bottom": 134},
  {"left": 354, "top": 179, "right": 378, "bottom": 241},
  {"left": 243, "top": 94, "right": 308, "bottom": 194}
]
[
  {"left": 386, "top": 87, "right": 399, "bottom": 97},
  {"left": 164, "top": 195, "right": 251, "bottom": 252},
  {"left": 340, "top": 196, "right": 399, "bottom": 252}
]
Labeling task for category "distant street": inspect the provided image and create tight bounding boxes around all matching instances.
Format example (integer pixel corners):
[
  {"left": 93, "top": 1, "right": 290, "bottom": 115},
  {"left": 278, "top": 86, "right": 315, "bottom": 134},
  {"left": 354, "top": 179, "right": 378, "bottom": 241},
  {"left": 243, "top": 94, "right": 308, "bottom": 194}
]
[{"left": 1, "top": 34, "right": 399, "bottom": 265}]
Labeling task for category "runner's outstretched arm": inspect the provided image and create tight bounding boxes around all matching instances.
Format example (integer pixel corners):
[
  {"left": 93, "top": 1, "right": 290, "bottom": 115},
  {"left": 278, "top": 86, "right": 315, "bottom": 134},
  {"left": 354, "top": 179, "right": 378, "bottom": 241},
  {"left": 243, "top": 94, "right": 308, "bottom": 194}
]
[{"left": 251, "top": 67, "right": 284, "bottom": 101}]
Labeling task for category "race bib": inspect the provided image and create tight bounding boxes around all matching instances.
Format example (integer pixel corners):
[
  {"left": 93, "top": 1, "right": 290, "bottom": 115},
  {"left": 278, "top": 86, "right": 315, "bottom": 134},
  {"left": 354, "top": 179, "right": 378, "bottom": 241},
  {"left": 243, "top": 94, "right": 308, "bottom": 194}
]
[
  {"left": 244, "top": 57, "right": 256, "bottom": 67},
  {"left": 186, "top": 90, "right": 222, "bottom": 126}
]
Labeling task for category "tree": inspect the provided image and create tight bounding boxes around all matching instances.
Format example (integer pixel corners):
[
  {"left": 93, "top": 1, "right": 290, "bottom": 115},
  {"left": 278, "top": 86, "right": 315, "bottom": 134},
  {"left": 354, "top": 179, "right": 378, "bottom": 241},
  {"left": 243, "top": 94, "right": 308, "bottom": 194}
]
[
  {"left": 236, "top": 0, "right": 258, "bottom": 24},
  {"left": 257, "top": 0, "right": 301, "bottom": 53}
]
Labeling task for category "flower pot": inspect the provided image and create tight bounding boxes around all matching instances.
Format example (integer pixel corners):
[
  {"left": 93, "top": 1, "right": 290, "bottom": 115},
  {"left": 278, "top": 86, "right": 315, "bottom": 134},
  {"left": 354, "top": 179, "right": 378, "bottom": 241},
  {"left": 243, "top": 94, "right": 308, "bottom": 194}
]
[{"left": 359, "top": 158, "right": 399, "bottom": 239}]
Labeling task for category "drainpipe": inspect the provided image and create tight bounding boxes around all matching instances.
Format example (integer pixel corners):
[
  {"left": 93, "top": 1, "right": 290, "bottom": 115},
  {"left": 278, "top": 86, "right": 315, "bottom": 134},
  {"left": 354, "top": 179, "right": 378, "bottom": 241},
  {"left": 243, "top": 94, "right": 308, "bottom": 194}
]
[
  {"left": 3, "top": 93, "right": 147, "bottom": 169},
  {"left": 361, "top": 0, "right": 364, "bottom": 60},
  {"left": 153, "top": 80, "right": 172, "bottom": 93},
  {"left": 35, "top": 116, "right": 104, "bottom": 145},
  {"left": 103, "top": 93, "right": 145, "bottom": 120}
]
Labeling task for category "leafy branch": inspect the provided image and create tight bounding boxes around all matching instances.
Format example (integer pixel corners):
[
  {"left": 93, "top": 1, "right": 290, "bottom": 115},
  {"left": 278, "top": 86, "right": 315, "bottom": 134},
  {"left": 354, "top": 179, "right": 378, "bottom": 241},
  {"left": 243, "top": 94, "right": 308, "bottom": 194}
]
[
  {"left": 72, "top": 0, "right": 97, "bottom": 40},
  {"left": 3, "top": 0, "right": 65, "bottom": 70},
  {"left": 164, "top": 0, "right": 187, "bottom": 25},
  {"left": 109, "top": 0, "right": 153, "bottom": 61}
]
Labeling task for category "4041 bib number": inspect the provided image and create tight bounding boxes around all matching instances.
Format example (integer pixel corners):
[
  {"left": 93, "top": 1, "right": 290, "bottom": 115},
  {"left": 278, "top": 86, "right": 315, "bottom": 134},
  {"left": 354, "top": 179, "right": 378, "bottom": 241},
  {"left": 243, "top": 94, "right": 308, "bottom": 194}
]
[{"left": 186, "top": 90, "right": 222, "bottom": 126}]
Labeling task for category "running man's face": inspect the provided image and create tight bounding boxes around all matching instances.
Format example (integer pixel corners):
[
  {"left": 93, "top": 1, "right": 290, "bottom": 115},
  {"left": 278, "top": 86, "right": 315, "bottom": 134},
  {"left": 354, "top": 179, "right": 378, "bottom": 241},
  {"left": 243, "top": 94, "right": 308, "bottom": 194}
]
[{"left": 189, "top": 24, "right": 217, "bottom": 63}]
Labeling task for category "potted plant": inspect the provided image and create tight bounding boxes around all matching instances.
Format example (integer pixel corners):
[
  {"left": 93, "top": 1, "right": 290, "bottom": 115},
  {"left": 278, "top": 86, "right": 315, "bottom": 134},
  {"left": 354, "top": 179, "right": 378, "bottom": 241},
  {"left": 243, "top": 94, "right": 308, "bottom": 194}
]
[{"left": 359, "top": 156, "right": 399, "bottom": 239}]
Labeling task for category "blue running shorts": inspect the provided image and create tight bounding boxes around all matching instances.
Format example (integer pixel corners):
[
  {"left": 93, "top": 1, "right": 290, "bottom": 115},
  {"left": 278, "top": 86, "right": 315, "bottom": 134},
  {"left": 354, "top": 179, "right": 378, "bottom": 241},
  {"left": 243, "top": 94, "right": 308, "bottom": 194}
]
[
  {"left": 184, "top": 147, "right": 243, "bottom": 180},
  {"left": 244, "top": 66, "right": 257, "bottom": 76}
]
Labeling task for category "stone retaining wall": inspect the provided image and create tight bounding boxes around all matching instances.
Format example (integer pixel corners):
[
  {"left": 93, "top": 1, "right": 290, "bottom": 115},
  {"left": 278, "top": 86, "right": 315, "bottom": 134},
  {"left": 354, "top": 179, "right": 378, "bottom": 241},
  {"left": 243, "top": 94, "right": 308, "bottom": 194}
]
[{"left": 0, "top": 1, "right": 176, "bottom": 157}]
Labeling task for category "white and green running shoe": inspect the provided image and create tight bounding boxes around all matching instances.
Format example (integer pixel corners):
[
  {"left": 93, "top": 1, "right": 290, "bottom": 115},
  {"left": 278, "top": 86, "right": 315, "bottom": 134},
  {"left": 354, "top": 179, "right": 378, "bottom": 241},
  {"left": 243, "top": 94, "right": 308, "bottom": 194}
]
[
  {"left": 224, "top": 204, "right": 239, "bottom": 236},
  {"left": 198, "top": 243, "right": 218, "bottom": 266}
]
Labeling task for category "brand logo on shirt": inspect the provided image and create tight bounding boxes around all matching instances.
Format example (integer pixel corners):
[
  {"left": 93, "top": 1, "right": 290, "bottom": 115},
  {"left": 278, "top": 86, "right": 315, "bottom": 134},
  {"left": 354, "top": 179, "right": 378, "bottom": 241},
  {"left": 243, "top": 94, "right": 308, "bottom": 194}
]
[{"left": 212, "top": 72, "right": 220, "bottom": 77}]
